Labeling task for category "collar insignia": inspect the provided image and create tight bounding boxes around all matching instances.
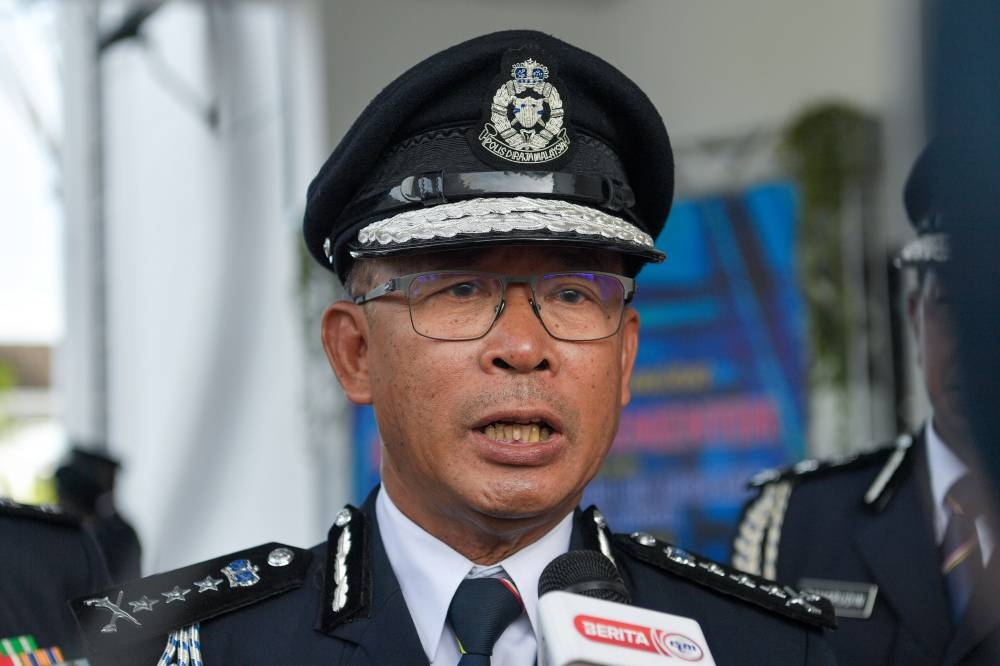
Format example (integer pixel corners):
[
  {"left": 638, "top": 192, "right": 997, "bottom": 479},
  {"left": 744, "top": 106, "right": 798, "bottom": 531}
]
[
  {"left": 473, "top": 47, "right": 572, "bottom": 167},
  {"left": 319, "top": 505, "right": 372, "bottom": 634}
]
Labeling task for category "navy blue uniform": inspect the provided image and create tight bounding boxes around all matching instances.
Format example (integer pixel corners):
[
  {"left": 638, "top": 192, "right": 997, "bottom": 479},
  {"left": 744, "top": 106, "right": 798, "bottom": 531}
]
[
  {"left": 0, "top": 498, "right": 112, "bottom": 658},
  {"left": 77, "top": 490, "right": 836, "bottom": 665},
  {"left": 734, "top": 431, "right": 1000, "bottom": 664}
]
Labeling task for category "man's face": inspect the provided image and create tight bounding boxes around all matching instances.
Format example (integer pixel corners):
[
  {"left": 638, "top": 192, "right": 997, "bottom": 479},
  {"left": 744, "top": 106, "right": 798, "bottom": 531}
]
[
  {"left": 323, "top": 245, "right": 640, "bottom": 537},
  {"left": 908, "top": 268, "right": 969, "bottom": 447}
]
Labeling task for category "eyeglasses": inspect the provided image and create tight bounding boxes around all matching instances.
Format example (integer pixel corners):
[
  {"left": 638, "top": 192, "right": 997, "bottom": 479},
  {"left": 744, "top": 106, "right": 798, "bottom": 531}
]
[{"left": 353, "top": 270, "right": 636, "bottom": 341}]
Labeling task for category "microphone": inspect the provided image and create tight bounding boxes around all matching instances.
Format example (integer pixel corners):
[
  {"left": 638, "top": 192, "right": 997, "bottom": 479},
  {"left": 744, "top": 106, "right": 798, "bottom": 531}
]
[
  {"left": 537, "top": 551, "right": 716, "bottom": 665},
  {"left": 539, "top": 549, "right": 632, "bottom": 604}
]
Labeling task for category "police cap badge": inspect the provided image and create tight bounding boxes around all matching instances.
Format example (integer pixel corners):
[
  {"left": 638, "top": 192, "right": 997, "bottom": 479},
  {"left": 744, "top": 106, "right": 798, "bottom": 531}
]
[
  {"left": 898, "top": 133, "right": 1000, "bottom": 267},
  {"left": 303, "top": 30, "right": 673, "bottom": 282}
]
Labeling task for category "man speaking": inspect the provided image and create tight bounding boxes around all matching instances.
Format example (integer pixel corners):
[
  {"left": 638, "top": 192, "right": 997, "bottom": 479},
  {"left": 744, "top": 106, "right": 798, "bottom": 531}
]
[{"left": 73, "top": 30, "right": 835, "bottom": 665}]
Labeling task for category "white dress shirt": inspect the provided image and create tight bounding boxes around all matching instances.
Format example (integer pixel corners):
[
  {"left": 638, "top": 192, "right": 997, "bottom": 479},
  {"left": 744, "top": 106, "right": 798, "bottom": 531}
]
[
  {"left": 376, "top": 487, "right": 574, "bottom": 665},
  {"left": 926, "top": 418, "right": 994, "bottom": 565}
]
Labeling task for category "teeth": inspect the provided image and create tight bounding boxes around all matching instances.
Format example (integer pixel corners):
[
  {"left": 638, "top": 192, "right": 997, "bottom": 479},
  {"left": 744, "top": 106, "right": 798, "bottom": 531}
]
[{"left": 483, "top": 421, "right": 553, "bottom": 442}]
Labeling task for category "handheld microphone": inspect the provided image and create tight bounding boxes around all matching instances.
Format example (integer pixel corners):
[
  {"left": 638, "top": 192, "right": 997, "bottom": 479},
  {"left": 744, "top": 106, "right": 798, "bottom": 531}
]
[{"left": 538, "top": 551, "right": 716, "bottom": 666}]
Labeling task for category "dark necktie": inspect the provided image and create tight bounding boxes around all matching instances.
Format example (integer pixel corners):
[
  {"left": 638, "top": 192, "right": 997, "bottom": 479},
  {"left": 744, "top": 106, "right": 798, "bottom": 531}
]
[
  {"left": 447, "top": 576, "right": 524, "bottom": 665},
  {"left": 941, "top": 474, "right": 984, "bottom": 622}
]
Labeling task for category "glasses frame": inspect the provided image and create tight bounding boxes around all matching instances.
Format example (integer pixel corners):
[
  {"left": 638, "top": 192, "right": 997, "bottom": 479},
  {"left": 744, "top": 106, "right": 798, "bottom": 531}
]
[{"left": 353, "top": 270, "right": 636, "bottom": 342}]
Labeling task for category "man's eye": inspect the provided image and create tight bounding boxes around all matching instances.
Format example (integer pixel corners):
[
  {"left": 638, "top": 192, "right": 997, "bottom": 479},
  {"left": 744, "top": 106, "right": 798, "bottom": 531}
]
[
  {"left": 554, "top": 289, "right": 586, "bottom": 304},
  {"left": 446, "top": 282, "right": 480, "bottom": 298}
]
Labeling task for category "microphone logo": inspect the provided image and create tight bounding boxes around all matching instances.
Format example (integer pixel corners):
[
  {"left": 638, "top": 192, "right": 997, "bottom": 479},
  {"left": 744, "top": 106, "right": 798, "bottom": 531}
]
[
  {"left": 573, "top": 615, "right": 706, "bottom": 661},
  {"left": 655, "top": 632, "right": 705, "bottom": 661}
]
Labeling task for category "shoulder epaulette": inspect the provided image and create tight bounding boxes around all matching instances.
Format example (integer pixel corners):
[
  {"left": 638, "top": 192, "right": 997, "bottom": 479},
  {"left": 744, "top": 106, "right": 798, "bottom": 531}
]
[
  {"left": 615, "top": 532, "right": 836, "bottom": 630},
  {"left": 70, "top": 541, "right": 312, "bottom": 662},
  {"left": 0, "top": 497, "right": 78, "bottom": 526},
  {"left": 733, "top": 434, "right": 915, "bottom": 578},
  {"left": 746, "top": 436, "right": 910, "bottom": 489}
]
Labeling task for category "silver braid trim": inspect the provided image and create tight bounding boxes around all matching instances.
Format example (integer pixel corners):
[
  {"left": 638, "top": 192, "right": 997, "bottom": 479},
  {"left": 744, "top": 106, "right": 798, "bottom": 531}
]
[
  {"left": 731, "top": 481, "right": 793, "bottom": 579},
  {"left": 763, "top": 481, "right": 793, "bottom": 580},
  {"left": 355, "top": 196, "right": 654, "bottom": 249},
  {"left": 591, "top": 509, "right": 618, "bottom": 568},
  {"left": 896, "top": 233, "right": 950, "bottom": 266},
  {"left": 157, "top": 623, "right": 201, "bottom": 666},
  {"left": 331, "top": 526, "right": 351, "bottom": 612},
  {"left": 732, "top": 487, "right": 775, "bottom": 576}
]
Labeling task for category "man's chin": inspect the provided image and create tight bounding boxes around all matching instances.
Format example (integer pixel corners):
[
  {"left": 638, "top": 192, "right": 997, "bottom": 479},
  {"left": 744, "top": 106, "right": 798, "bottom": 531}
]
[{"left": 471, "top": 487, "right": 578, "bottom": 524}]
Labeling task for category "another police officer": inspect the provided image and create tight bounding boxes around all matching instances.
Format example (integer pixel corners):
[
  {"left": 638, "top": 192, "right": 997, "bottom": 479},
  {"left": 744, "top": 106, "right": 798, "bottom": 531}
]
[
  {"left": 733, "top": 135, "right": 1000, "bottom": 664},
  {"left": 73, "top": 30, "right": 836, "bottom": 665},
  {"left": 0, "top": 497, "right": 112, "bottom": 659}
]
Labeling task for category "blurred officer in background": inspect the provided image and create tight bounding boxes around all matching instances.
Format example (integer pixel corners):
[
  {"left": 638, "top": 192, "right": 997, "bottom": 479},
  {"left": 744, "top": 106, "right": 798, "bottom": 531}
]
[
  {"left": 733, "top": 134, "right": 1000, "bottom": 665},
  {"left": 56, "top": 446, "right": 142, "bottom": 583},
  {"left": 0, "top": 497, "right": 111, "bottom": 660},
  {"left": 72, "top": 30, "right": 836, "bottom": 665}
]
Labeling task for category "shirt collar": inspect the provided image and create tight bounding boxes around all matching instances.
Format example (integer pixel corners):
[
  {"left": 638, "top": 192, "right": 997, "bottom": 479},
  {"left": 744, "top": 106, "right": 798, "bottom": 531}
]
[
  {"left": 375, "top": 487, "right": 573, "bottom": 661},
  {"left": 925, "top": 419, "right": 995, "bottom": 563},
  {"left": 927, "top": 417, "right": 969, "bottom": 539}
]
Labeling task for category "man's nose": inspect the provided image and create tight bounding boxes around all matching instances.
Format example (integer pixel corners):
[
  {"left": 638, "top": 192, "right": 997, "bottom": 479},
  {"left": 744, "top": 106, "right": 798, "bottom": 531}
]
[{"left": 479, "top": 284, "right": 556, "bottom": 373}]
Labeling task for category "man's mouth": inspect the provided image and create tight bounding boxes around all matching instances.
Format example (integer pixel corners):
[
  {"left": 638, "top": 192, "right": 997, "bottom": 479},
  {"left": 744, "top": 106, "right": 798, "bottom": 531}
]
[{"left": 479, "top": 421, "right": 554, "bottom": 443}]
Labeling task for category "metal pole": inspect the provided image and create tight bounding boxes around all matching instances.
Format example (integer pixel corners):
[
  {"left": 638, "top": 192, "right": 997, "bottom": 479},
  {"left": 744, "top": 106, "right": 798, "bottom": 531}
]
[{"left": 59, "top": 0, "right": 108, "bottom": 450}]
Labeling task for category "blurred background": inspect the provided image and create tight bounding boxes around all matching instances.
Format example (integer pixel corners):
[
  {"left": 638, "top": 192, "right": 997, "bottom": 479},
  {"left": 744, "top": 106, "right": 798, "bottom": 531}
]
[{"left": 0, "top": 0, "right": 937, "bottom": 572}]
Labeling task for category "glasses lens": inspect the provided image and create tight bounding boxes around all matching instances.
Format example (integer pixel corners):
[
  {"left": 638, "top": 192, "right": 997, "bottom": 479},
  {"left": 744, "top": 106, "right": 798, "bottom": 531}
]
[
  {"left": 407, "top": 273, "right": 503, "bottom": 340},
  {"left": 535, "top": 273, "right": 626, "bottom": 341}
]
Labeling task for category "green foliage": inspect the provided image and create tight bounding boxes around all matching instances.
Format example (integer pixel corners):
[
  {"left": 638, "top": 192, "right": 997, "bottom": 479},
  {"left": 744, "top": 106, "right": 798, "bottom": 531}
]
[
  {"left": 0, "top": 360, "right": 16, "bottom": 434},
  {"left": 0, "top": 361, "right": 14, "bottom": 392},
  {"left": 780, "top": 102, "right": 879, "bottom": 387}
]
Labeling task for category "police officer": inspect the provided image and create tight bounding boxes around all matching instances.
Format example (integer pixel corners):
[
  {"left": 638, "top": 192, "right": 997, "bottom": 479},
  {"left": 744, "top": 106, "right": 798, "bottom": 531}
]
[
  {"left": 55, "top": 446, "right": 143, "bottom": 583},
  {"left": 0, "top": 497, "right": 112, "bottom": 659},
  {"left": 733, "top": 135, "right": 1000, "bottom": 665},
  {"left": 73, "top": 30, "right": 836, "bottom": 665}
]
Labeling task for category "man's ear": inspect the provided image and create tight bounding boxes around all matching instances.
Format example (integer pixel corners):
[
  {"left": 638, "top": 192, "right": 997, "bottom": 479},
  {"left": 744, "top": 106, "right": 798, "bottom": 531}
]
[
  {"left": 321, "top": 301, "right": 373, "bottom": 404},
  {"left": 619, "top": 307, "right": 640, "bottom": 407}
]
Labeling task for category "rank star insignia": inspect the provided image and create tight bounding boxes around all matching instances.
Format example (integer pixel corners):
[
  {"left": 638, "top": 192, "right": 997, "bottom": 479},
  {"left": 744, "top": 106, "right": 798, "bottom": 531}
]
[
  {"left": 128, "top": 594, "right": 160, "bottom": 612},
  {"left": 475, "top": 51, "right": 571, "bottom": 166},
  {"left": 194, "top": 575, "right": 224, "bottom": 593},
  {"left": 162, "top": 585, "right": 191, "bottom": 603}
]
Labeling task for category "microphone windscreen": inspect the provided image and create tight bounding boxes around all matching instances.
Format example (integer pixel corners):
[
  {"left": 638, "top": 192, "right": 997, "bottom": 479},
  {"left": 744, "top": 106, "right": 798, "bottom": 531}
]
[{"left": 539, "top": 550, "right": 632, "bottom": 605}]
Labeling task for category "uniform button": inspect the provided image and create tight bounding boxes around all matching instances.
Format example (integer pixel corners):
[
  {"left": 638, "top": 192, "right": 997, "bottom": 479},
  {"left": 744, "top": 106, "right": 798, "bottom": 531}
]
[
  {"left": 268, "top": 547, "right": 294, "bottom": 567},
  {"left": 630, "top": 532, "right": 657, "bottom": 547}
]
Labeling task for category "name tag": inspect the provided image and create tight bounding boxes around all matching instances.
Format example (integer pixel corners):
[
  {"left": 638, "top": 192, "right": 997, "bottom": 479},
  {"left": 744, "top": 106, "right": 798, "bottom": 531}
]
[{"left": 798, "top": 578, "right": 878, "bottom": 619}]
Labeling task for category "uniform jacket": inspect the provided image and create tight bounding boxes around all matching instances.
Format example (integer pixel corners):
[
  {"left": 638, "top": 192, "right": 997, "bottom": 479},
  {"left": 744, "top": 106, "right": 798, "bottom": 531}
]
[
  {"left": 79, "top": 489, "right": 836, "bottom": 665},
  {"left": 0, "top": 498, "right": 112, "bottom": 658},
  {"left": 733, "top": 430, "right": 1000, "bottom": 665}
]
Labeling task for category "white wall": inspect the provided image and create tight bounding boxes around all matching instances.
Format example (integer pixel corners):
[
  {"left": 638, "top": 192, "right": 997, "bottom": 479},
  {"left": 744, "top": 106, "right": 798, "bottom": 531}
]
[
  {"left": 62, "top": 0, "right": 338, "bottom": 572},
  {"left": 322, "top": 0, "right": 918, "bottom": 157}
]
